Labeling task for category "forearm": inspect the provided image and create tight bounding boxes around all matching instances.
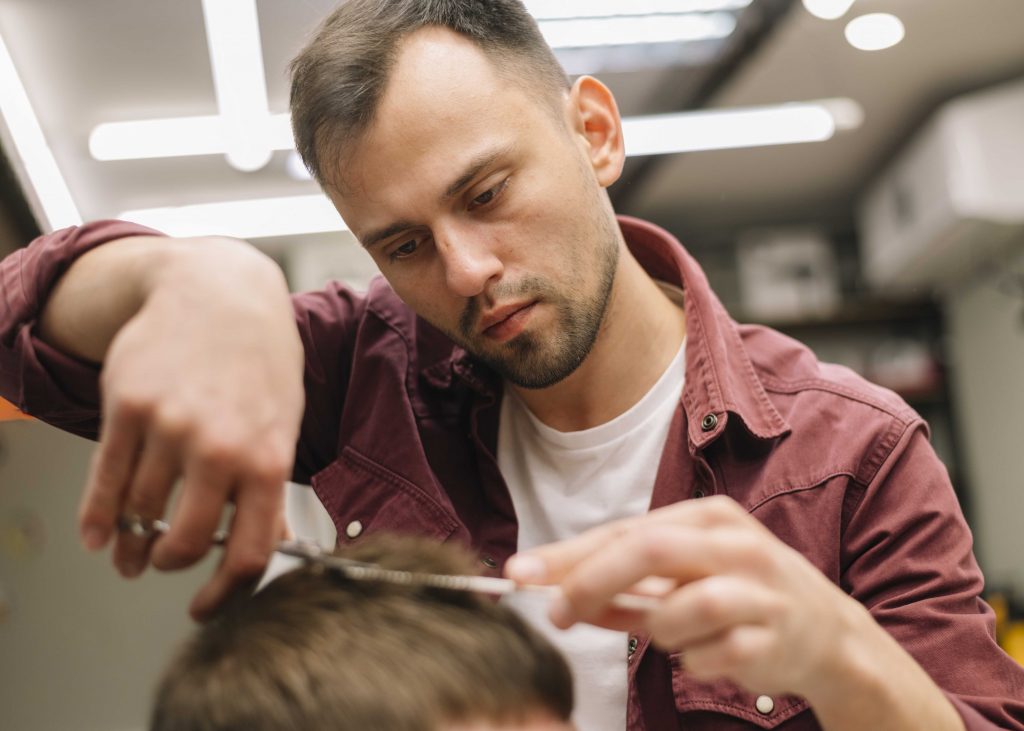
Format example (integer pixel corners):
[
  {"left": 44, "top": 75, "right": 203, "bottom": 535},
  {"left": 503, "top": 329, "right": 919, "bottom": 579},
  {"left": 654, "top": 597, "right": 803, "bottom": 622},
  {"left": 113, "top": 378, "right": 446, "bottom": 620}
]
[
  {"left": 805, "top": 602, "right": 965, "bottom": 731},
  {"left": 38, "top": 235, "right": 283, "bottom": 363}
]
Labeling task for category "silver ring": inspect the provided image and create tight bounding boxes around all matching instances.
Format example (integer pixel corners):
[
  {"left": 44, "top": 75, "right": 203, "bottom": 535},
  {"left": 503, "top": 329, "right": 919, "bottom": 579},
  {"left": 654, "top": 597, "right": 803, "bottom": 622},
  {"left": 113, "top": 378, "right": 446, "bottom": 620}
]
[{"left": 118, "top": 514, "right": 165, "bottom": 539}]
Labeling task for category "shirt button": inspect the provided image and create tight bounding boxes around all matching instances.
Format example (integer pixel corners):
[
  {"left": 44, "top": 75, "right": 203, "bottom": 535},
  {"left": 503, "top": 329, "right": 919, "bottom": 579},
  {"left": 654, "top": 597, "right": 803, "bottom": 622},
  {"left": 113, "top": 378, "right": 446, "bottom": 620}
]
[
  {"left": 344, "top": 520, "right": 363, "bottom": 539},
  {"left": 480, "top": 555, "right": 498, "bottom": 569},
  {"left": 627, "top": 636, "right": 639, "bottom": 660},
  {"left": 701, "top": 413, "right": 719, "bottom": 431},
  {"left": 755, "top": 695, "right": 775, "bottom": 715}
]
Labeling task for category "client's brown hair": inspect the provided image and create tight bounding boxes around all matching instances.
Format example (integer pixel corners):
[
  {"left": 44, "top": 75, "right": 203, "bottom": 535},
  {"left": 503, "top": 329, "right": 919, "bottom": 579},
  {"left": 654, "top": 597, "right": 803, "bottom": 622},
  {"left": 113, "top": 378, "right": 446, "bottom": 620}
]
[{"left": 150, "top": 535, "right": 573, "bottom": 731}]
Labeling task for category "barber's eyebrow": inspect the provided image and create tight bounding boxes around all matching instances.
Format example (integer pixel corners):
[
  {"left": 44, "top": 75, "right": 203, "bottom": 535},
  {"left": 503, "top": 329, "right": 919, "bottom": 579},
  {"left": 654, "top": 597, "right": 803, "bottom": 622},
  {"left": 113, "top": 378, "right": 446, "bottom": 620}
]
[
  {"left": 441, "top": 143, "right": 516, "bottom": 202},
  {"left": 361, "top": 219, "right": 419, "bottom": 250},
  {"left": 359, "top": 143, "right": 517, "bottom": 250}
]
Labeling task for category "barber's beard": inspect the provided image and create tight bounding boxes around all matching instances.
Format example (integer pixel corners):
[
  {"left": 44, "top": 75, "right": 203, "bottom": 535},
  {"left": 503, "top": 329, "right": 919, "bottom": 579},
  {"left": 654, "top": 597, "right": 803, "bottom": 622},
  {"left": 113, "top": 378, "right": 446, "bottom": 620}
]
[{"left": 455, "top": 228, "right": 619, "bottom": 390}]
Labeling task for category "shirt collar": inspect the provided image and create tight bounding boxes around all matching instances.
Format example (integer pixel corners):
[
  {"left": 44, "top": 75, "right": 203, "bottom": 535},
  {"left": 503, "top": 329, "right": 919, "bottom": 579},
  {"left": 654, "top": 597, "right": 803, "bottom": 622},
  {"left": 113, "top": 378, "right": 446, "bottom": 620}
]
[
  {"left": 617, "top": 215, "right": 789, "bottom": 448},
  {"left": 427, "top": 215, "right": 790, "bottom": 446}
]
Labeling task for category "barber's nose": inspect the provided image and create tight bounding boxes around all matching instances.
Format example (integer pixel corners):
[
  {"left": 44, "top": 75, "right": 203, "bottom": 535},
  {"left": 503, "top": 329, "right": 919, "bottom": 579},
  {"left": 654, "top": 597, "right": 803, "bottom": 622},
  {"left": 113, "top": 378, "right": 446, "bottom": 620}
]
[{"left": 438, "top": 229, "right": 503, "bottom": 298}]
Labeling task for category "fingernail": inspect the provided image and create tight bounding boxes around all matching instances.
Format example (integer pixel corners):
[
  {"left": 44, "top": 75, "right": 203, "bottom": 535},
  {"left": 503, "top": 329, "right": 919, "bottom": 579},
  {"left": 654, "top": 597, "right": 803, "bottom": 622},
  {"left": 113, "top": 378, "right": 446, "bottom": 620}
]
[
  {"left": 549, "top": 593, "right": 575, "bottom": 629},
  {"left": 506, "top": 554, "right": 547, "bottom": 582},
  {"left": 82, "top": 526, "right": 107, "bottom": 551}
]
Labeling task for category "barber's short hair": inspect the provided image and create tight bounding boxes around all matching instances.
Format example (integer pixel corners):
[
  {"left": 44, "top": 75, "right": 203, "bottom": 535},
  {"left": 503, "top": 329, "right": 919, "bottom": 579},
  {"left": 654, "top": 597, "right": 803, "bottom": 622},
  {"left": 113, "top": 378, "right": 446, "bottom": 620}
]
[
  {"left": 289, "top": 0, "right": 570, "bottom": 188},
  {"left": 150, "top": 535, "right": 574, "bottom": 731}
]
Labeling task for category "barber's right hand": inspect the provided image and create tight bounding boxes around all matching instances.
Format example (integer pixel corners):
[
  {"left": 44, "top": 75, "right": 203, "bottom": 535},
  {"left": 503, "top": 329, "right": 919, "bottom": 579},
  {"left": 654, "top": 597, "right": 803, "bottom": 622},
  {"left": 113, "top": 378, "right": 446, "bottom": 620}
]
[{"left": 76, "top": 239, "right": 305, "bottom": 620}]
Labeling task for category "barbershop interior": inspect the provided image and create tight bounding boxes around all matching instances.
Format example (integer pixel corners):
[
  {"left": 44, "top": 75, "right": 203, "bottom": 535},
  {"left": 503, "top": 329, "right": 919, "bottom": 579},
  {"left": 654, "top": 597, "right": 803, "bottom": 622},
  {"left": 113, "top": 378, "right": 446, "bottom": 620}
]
[{"left": 1, "top": 1, "right": 1023, "bottom": 730}]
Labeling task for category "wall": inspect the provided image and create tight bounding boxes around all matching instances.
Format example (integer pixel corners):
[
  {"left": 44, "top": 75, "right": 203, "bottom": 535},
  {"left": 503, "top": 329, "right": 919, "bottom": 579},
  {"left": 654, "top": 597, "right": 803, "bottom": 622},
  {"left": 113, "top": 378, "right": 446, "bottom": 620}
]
[
  {"left": 0, "top": 420, "right": 211, "bottom": 731},
  {"left": 945, "top": 243, "right": 1024, "bottom": 591}
]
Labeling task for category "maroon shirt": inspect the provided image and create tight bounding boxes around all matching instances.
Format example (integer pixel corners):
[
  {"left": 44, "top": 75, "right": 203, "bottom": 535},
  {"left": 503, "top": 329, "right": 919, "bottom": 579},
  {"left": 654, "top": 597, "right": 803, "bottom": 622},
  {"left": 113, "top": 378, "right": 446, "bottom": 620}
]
[{"left": 1, "top": 217, "right": 1022, "bottom": 730}]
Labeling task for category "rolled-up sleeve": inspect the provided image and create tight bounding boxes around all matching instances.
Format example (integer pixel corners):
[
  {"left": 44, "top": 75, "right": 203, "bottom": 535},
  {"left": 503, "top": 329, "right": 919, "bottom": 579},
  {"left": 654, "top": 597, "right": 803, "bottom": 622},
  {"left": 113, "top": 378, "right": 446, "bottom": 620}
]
[
  {"left": 1, "top": 220, "right": 367, "bottom": 484},
  {"left": 0, "top": 220, "right": 163, "bottom": 437},
  {"left": 843, "top": 421, "right": 1024, "bottom": 730}
]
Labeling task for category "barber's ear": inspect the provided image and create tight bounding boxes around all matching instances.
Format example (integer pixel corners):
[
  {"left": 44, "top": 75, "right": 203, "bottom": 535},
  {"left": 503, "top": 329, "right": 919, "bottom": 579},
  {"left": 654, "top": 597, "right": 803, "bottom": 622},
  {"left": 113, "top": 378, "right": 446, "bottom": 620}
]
[{"left": 566, "top": 75, "right": 625, "bottom": 188}]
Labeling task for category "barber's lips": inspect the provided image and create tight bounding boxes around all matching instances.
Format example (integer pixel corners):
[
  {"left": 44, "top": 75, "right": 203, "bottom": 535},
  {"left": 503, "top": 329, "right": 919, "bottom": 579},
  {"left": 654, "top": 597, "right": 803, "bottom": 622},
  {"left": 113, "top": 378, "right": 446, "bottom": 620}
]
[{"left": 481, "top": 302, "right": 537, "bottom": 343}]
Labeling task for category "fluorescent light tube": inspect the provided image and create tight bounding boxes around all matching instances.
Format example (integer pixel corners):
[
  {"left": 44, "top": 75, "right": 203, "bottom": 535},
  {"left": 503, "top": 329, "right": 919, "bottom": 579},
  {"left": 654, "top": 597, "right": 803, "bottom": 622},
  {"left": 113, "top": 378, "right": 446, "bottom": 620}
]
[
  {"left": 622, "top": 100, "right": 860, "bottom": 156},
  {"left": 90, "top": 116, "right": 226, "bottom": 160},
  {"left": 119, "top": 195, "right": 347, "bottom": 239},
  {"left": 201, "top": 0, "right": 272, "bottom": 171},
  {"left": 90, "top": 113, "right": 294, "bottom": 161},
  {"left": 525, "top": 0, "right": 752, "bottom": 20},
  {"left": 845, "top": 13, "right": 905, "bottom": 52},
  {"left": 801, "top": 0, "right": 857, "bottom": 21},
  {"left": 114, "top": 100, "right": 861, "bottom": 240},
  {"left": 0, "top": 33, "right": 81, "bottom": 230},
  {"left": 539, "top": 12, "right": 737, "bottom": 48}
]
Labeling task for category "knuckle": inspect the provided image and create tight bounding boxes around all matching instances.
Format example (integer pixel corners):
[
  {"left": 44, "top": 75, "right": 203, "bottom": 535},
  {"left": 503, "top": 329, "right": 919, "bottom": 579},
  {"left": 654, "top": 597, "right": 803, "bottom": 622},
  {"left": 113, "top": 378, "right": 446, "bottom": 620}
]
[
  {"left": 248, "top": 451, "right": 290, "bottom": 485},
  {"left": 635, "top": 529, "right": 674, "bottom": 566},
  {"left": 728, "top": 531, "right": 767, "bottom": 566},
  {"left": 705, "top": 494, "right": 742, "bottom": 520},
  {"left": 154, "top": 406, "right": 191, "bottom": 441},
  {"left": 114, "top": 392, "right": 155, "bottom": 421},
  {"left": 195, "top": 436, "right": 243, "bottom": 471},
  {"left": 693, "top": 584, "right": 728, "bottom": 623},
  {"left": 720, "top": 631, "right": 756, "bottom": 667}
]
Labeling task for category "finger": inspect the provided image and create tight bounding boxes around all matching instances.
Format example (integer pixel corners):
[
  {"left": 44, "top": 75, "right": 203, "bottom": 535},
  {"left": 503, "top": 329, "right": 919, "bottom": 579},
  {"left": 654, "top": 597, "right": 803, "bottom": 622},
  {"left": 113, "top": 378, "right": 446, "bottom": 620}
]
[
  {"left": 507, "top": 496, "right": 752, "bottom": 585},
  {"left": 188, "top": 474, "right": 285, "bottom": 620},
  {"left": 150, "top": 452, "right": 234, "bottom": 571},
  {"left": 680, "top": 624, "right": 775, "bottom": 682},
  {"left": 554, "top": 524, "right": 768, "bottom": 626},
  {"left": 78, "top": 401, "right": 144, "bottom": 551},
  {"left": 111, "top": 429, "right": 182, "bottom": 578},
  {"left": 188, "top": 548, "right": 260, "bottom": 623},
  {"left": 645, "top": 576, "right": 780, "bottom": 651},
  {"left": 506, "top": 518, "right": 638, "bottom": 584}
]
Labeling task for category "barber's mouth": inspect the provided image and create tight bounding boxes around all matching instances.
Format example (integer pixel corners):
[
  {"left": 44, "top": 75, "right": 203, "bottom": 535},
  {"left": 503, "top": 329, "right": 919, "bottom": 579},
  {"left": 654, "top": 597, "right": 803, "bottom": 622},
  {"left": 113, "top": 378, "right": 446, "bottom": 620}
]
[{"left": 481, "top": 302, "right": 537, "bottom": 343}]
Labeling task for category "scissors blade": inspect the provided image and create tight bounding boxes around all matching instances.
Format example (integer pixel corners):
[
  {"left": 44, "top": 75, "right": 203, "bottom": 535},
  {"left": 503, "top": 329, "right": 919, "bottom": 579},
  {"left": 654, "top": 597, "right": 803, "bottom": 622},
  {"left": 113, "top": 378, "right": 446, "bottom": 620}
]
[{"left": 116, "top": 515, "right": 659, "bottom": 611}]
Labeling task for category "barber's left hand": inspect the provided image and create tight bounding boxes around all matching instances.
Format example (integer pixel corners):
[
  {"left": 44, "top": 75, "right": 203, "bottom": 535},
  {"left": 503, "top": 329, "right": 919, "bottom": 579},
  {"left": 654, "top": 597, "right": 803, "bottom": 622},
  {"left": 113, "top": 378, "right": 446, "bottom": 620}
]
[{"left": 506, "top": 496, "right": 871, "bottom": 699}]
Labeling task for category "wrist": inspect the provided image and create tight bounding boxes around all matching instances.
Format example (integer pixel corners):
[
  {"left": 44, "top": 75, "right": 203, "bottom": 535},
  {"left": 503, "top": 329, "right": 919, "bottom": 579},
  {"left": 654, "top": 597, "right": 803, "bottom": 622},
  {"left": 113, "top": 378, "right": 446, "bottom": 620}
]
[
  {"left": 148, "top": 237, "right": 285, "bottom": 298},
  {"left": 800, "top": 598, "right": 880, "bottom": 708},
  {"left": 800, "top": 599, "right": 965, "bottom": 731}
]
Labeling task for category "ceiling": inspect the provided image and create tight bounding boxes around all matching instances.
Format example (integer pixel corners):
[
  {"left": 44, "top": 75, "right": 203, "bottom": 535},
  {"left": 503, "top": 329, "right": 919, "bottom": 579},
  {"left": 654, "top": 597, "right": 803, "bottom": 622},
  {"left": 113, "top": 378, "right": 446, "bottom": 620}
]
[
  {"left": 1, "top": 0, "right": 1023, "bottom": 269},
  {"left": 617, "top": 0, "right": 1024, "bottom": 240}
]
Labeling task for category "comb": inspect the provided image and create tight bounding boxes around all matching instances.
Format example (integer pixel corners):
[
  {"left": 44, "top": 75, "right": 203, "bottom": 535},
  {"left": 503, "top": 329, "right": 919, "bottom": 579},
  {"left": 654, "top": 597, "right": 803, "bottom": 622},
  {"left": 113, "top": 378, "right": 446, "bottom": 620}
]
[{"left": 116, "top": 515, "right": 660, "bottom": 612}]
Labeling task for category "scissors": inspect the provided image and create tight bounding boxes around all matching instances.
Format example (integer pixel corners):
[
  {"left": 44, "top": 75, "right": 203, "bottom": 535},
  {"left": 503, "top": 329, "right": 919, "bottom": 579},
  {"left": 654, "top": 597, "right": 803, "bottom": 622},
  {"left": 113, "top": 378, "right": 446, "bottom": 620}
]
[{"left": 117, "top": 514, "right": 661, "bottom": 612}]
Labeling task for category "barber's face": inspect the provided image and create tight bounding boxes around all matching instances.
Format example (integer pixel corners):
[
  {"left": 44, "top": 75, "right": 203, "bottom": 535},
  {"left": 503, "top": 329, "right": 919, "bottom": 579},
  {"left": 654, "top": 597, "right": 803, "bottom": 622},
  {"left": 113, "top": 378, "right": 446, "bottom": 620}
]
[{"left": 329, "top": 28, "right": 625, "bottom": 389}]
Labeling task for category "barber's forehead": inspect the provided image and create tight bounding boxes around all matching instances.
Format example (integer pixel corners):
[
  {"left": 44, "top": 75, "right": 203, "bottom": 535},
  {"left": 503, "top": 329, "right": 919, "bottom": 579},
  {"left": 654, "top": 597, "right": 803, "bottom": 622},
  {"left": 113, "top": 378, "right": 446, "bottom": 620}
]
[{"left": 330, "top": 47, "right": 535, "bottom": 199}]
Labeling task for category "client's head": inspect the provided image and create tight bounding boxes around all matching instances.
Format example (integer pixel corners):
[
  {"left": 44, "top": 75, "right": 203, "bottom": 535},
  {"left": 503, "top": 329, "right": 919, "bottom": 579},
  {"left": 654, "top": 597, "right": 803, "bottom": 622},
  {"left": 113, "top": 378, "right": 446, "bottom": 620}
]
[{"left": 150, "top": 535, "right": 575, "bottom": 731}]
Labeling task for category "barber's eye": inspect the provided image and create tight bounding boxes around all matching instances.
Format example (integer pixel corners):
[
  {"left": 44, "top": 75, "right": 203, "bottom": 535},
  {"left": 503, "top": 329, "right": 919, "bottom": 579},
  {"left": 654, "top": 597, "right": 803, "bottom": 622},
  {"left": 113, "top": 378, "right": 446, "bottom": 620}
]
[
  {"left": 390, "top": 239, "right": 419, "bottom": 260},
  {"left": 469, "top": 179, "right": 508, "bottom": 210}
]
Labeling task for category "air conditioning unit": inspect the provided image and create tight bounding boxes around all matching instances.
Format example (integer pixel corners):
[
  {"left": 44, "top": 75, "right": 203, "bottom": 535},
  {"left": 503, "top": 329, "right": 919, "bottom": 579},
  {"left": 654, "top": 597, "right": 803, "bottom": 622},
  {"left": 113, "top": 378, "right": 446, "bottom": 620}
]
[{"left": 859, "top": 77, "right": 1024, "bottom": 293}]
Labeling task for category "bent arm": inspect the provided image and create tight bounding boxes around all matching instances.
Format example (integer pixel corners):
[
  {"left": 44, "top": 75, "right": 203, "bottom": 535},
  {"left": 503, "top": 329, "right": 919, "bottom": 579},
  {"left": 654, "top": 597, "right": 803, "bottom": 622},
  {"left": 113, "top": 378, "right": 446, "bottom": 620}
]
[
  {"left": 1, "top": 221, "right": 307, "bottom": 618},
  {"left": 38, "top": 233, "right": 281, "bottom": 364},
  {"left": 840, "top": 423, "right": 1024, "bottom": 730}
]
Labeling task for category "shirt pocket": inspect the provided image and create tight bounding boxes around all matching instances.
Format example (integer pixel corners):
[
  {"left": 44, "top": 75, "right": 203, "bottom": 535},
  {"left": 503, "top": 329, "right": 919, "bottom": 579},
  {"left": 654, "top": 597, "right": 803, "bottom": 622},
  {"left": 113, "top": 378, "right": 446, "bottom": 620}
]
[
  {"left": 310, "top": 445, "right": 461, "bottom": 543},
  {"left": 672, "top": 657, "right": 811, "bottom": 729}
]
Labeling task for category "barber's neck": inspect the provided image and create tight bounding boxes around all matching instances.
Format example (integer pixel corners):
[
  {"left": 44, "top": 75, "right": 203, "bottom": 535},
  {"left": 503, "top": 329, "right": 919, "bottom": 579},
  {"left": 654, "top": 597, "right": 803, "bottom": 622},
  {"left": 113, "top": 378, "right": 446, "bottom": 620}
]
[{"left": 511, "top": 247, "right": 687, "bottom": 432}]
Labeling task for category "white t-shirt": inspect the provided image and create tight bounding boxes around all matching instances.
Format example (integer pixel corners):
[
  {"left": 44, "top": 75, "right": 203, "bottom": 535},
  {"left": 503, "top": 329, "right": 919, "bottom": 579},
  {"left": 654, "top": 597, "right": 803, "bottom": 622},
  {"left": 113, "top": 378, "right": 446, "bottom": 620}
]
[{"left": 498, "top": 326, "right": 686, "bottom": 731}]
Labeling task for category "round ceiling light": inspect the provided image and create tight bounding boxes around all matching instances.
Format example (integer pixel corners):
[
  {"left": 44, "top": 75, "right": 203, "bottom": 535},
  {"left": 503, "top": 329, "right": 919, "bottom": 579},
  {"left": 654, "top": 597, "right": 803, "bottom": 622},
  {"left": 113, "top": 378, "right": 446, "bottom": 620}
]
[
  {"left": 845, "top": 13, "right": 905, "bottom": 51},
  {"left": 801, "top": 0, "right": 856, "bottom": 21}
]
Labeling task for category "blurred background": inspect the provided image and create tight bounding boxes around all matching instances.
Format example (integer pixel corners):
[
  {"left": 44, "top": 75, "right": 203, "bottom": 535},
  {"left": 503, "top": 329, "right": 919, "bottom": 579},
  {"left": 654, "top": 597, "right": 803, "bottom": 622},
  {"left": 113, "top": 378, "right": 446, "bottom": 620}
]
[{"left": 1, "top": 1, "right": 1022, "bottom": 728}]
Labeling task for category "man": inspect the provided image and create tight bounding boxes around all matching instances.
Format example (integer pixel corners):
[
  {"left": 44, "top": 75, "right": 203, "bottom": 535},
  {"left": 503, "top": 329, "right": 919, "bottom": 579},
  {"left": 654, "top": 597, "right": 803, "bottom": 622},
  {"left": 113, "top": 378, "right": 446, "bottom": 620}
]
[
  {"left": 151, "top": 534, "right": 575, "bottom": 731},
  {"left": 0, "top": 1, "right": 1021, "bottom": 729}
]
